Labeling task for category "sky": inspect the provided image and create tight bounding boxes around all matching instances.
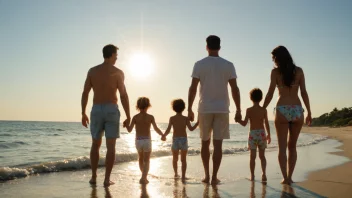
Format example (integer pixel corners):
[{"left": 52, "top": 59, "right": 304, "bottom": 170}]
[{"left": 0, "top": 0, "right": 351, "bottom": 123}]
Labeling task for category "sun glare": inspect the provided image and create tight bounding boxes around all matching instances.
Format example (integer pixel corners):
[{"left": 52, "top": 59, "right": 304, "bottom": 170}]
[{"left": 128, "top": 52, "right": 154, "bottom": 79}]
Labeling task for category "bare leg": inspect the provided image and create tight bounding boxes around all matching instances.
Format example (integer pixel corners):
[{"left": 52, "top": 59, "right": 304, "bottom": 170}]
[
  {"left": 275, "top": 111, "right": 289, "bottom": 184},
  {"left": 181, "top": 150, "right": 188, "bottom": 182},
  {"left": 201, "top": 139, "right": 211, "bottom": 183},
  {"left": 104, "top": 138, "right": 116, "bottom": 186},
  {"left": 250, "top": 149, "right": 256, "bottom": 181},
  {"left": 259, "top": 149, "right": 267, "bottom": 182},
  {"left": 90, "top": 138, "right": 102, "bottom": 184},
  {"left": 287, "top": 117, "right": 303, "bottom": 184},
  {"left": 138, "top": 152, "right": 144, "bottom": 173},
  {"left": 140, "top": 151, "right": 151, "bottom": 184},
  {"left": 211, "top": 139, "right": 223, "bottom": 185},
  {"left": 172, "top": 150, "right": 180, "bottom": 177}
]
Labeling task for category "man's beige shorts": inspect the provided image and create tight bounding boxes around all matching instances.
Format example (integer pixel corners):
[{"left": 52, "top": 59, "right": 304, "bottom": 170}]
[{"left": 198, "top": 113, "right": 230, "bottom": 141}]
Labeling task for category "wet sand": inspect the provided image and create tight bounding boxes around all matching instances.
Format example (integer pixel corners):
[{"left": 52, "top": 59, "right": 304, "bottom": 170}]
[
  {"left": 0, "top": 137, "right": 348, "bottom": 197},
  {"left": 298, "top": 126, "right": 352, "bottom": 198}
]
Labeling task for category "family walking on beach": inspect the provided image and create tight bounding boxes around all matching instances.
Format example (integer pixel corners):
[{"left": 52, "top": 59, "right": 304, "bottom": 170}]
[{"left": 81, "top": 35, "right": 312, "bottom": 187}]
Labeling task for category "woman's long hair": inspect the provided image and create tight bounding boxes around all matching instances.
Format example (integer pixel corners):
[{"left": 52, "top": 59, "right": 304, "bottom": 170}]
[{"left": 272, "top": 46, "right": 297, "bottom": 87}]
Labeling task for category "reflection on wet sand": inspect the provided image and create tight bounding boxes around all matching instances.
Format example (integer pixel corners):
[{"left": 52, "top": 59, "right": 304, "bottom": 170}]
[
  {"left": 90, "top": 186, "right": 97, "bottom": 198},
  {"left": 105, "top": 187, "right": 112, "bottom": 198},
  {"left": 250, "top": 181, "right": 267, "bottom": 198},
  {"left": 90, "top": 186, "right": 113, "bottom": 198},
  {"left": 281, "top": 184, "right": 297, "bottom": 198},
  {"left": 202, "top": 184, "right": 221, "bottom": 198},
  {"left": 140, "top": 184, "right": 149, "bottom": 198},
  {"left": 173, "top": 178, "right": 188, "bottom": 198}
]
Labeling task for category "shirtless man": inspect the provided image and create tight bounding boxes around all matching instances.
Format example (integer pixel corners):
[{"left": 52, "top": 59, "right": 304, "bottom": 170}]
[{"left": 81, "top": 44, "right": 131, "bottom": 187}]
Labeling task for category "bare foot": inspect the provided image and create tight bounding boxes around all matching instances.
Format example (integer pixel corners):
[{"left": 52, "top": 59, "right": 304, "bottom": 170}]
[
  {"left": 174, "top": 174, "right": 180, "bottom": 178},
  {"left": 262, "top": 174, "right": 267, "bottom": 182},
  {"left": 288, "top": 178, "right": 294, "bottom": 184},
  {"left": 104, "top": 180, "right": 115, "bottom": 187},
  {"left": 281, "top": 179, "right": 289, "bottom": 184},
  {"left": 89, "top": 177, "right": 96, "bottom": 185},
  {"left": 250, "top": 175, "right": 255, "bottom": 181},
  {"left": 202, "top": 177, "right": 210, "bottom": 183},
  {"left": 211, "top": 178, "right": 221, "bottom": 185},
  {"left": 181, "top": 177, "right": 188, "bottom": 183}
]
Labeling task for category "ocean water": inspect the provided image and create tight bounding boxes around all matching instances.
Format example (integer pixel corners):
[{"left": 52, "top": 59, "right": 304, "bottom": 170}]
[{"left": 0, "top": 121, "right": 327, "bottom": 181}]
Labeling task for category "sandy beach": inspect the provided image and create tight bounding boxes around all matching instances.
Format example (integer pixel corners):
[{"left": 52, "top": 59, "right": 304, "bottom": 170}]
[
  {"left": 1, "top": 132, "right": 350, "bottom": 198},
  {"left": 298, "top": 126, "right": 352, "bottom": 198}
]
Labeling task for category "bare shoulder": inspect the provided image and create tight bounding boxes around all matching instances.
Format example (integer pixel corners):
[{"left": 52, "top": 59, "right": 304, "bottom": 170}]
[
  {"left": 133, "top": 114, "right": 139, "bottom": 120},
  {"left": 113, "top": 67, "right": 124, "bottom": 77},
  {"left": 133, "top": 114, "right": 140, "bottom": 122},
  {"left": 88, "top": 64, "right": 101, "bottom": 74},
  {"left": 114, "top": 66, "right": 123, "bottom": 73},
  {"left": 170, "top": 115, "right": 176, "bottom": 122},
  {"left": 246, "top": 107, "right": 252, "bottom": 115},
  {"left": 183, "top": 115, "right": 190, "bottom": 122},
  {"left": 131, "top": 114, "right": 137, "bottom": 121},
  {"left": 295, "top": 66, "right": 304, "bottom": 74},
  {"left": 148, "top": 114, "right": 155, "bottom": 121},
  {"left": 272, "top": 68, "right": 280, "bottom": 75}
]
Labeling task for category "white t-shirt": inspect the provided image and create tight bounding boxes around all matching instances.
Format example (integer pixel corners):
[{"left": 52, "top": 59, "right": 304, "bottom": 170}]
[{"left": 191, "top": 56, "right": 237, "bottom": 113}]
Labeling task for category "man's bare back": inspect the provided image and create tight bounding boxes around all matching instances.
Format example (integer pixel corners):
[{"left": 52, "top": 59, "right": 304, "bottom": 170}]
[
  {"left": 84, "top": 64, "right": 124, "bottom": 104},
  {"left": 81, "top": 44, "right": 131, "bottom": 187}
]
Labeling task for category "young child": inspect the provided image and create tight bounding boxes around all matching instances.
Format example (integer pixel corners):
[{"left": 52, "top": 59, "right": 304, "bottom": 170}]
[
  {"left": 237, "top": 88, "right": 271, "bottom": 182},
  {"left": 162, "top": 99, "right": 199, "bottom": 182},
  {"left": 125, "top": 97, "right": 164, "bottom": 184}
]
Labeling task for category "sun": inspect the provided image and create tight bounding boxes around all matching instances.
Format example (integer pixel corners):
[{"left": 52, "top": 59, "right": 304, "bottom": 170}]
[{"left": 128, "top": 52, "right": 154, "bottom": 79}]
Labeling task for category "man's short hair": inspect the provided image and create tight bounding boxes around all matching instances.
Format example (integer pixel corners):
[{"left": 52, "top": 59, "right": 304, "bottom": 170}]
[
  {"left": 103, "top": 44, "right": 119, "bottom": 59},
  {"left": 206, "top": 35, "right": 221, "bottom": 50}
]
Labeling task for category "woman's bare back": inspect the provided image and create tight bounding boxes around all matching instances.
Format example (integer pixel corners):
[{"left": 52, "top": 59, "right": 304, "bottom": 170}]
[{"left": 274, "top": 67, "right": 304, "bottom": 106}]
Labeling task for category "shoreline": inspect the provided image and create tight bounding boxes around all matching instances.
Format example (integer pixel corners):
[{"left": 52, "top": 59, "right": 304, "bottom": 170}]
[
  {"left": 1, "top": 134, "right": 348, "bottom": 197},
  {"left": 299, "top": 126, "right": 352, "bottom": 198},
  {"left": 0, "top": 127, "right": 350, "bottom": 197}
]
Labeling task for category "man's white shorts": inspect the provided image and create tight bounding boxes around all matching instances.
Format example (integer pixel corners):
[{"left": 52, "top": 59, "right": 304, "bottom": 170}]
[{"left": 198, "top": 113, "right": 230, "bottom": 141}]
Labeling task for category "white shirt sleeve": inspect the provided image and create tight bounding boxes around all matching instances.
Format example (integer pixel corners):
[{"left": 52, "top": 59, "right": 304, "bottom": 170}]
[
  {"left": 229, "top": 63, "right": 237, "bottom": 79},
  {"left": 191, "top": 62, "right": 200, "bottom": 79}
]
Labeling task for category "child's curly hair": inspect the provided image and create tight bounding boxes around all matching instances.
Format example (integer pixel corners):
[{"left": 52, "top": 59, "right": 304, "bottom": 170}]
[
  {"left": 250, "top": 88, "right": 263, "bottom": 103},
  {"left": 136, "top": 97, "right": 151, "bottom": 111},
  {"left": 172, "top": 99, "right": 185, "bottom": 113}
]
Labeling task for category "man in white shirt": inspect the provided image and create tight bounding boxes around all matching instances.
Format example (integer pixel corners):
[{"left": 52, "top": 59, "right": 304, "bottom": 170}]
[{"left": 188, "top": 35, "right": 241, "bottom": 184}]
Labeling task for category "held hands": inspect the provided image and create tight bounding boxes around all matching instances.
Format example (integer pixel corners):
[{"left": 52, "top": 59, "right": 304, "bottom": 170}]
[
  {"left": 234, "top": 111, "right": 242, "bottom": 122},
  {"left": 161, "top": 135, "right": 166, "bottom": 141},
  {"left": 266, "top": 134, "right": 271, "bottom": 144},
  {"left": 123, "top": 117, "right": 131, "bottom": 128},
  {"left": 188, "top": 110, "right": 195, "bottom": 122},
  {"left": 81, "top": 113, "right": 89, "bottom": 128}
]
